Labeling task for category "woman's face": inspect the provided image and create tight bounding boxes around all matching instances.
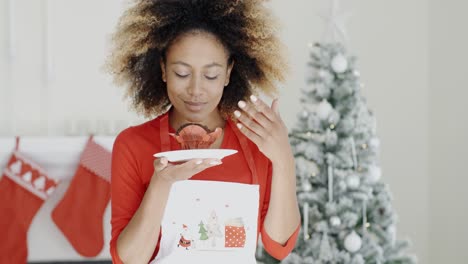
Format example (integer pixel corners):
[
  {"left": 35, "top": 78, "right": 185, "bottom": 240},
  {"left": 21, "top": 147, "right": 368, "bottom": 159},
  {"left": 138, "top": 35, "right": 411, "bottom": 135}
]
[{"left": 161, "top": 31, "right": 233, "bottom": 124}]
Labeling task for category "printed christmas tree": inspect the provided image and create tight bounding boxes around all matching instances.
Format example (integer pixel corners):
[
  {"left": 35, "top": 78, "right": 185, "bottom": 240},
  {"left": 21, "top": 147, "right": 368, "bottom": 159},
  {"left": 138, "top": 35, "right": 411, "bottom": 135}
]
[{"left": 199, "top": 221, "right": 209, "bottom": 241}]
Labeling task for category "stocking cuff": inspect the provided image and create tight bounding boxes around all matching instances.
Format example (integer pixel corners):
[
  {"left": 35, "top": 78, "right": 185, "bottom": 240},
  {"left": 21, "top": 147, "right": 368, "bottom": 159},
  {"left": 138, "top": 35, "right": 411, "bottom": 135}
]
[
  {"left": 4, "top": 151, "right": 59, "bottom": 200},
  {"left": 80, "top": 138, "right": 112, "bottom": 182}
]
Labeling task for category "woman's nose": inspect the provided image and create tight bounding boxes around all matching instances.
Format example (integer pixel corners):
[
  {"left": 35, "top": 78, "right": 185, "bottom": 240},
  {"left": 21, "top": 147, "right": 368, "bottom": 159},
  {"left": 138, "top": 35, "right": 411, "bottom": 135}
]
[{"left": 187, "top": 76, "right": 203, "bottom": 95}]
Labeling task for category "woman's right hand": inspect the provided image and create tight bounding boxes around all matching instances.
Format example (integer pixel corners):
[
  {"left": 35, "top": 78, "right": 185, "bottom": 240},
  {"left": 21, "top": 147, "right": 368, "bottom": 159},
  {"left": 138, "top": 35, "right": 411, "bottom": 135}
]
[{"left": 151, "top": 157, "right": 222, "bottom": 185}]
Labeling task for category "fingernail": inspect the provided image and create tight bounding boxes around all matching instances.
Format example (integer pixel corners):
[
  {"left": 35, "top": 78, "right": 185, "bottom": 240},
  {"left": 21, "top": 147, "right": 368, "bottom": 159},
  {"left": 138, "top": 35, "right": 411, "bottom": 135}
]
[
  {"left": 160, "top": 157, "right": 167, "bottom": 165},
  {"left": 234, "top": 110, "right": 241, "bottom": 118},
  {"left": 250, "top": 95, "right": 257, "bottom": 102},
  {"left": 238, "top": 101, "right": 246, "bottom": 108},
  {"left": 236, "top": 123, "right": 243, "bottom": 129},
  {"left": 195, "top": 160, "right": 203, "bottom": 165},
  {"left": 209, "top": 160, "right": 222, "bottom": 165}
]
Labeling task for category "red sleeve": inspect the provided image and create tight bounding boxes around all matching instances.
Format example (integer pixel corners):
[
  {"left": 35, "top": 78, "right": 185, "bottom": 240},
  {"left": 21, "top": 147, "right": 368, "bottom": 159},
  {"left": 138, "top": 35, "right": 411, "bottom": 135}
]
[
  {"left": 110, "top": 131, "right": 161, "bottom": 263},
  {"left": 261, "top": 224, "right": 300, "bottom": 260},
  {"left": 260, "top": 160, "right": 301, "bottom": 260}
]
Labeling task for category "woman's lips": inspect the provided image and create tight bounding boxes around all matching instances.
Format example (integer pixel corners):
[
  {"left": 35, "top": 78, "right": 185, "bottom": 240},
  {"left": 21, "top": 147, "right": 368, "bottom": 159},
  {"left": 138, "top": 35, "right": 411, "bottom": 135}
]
[{"left": 184, "top": 101, "right": 206, "bottom": 112}]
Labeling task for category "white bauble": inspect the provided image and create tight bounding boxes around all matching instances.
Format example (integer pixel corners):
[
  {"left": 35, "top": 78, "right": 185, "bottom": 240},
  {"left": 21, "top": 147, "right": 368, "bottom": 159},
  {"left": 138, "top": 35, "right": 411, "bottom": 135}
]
[
  {"left": 317, "top": 100, "right": 333, "bottom": 120},
  {"left": 369, "top": 137, "right": 380, "bottom": 149},
  {"left": 344, "top": 231, "right": 362, "bottom": 252},
  {"left": 302, "top": 181, "right": 312, "bottom": 192},
  {"left": 347, "top": 175, "right": 360, "bottom": 189},
  {"left": 330, "top": 216, "right": 341, "bottom": 227},
  {"left": 368, "top": 165, "right": 382, "bottom": 182},
  {"left": 331, "top": 54, "right": 348, "bottom": 73}
]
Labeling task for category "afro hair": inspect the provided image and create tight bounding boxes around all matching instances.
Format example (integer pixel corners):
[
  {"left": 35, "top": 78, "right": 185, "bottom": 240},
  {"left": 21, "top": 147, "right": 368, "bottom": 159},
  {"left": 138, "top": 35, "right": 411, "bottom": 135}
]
[{"left": 104, "top": 0, "right": 289, "bottom": 119}]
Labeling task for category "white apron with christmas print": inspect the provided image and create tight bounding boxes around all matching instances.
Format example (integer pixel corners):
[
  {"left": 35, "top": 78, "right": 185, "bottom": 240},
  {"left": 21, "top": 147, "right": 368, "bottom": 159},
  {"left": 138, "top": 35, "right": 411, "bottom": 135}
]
[
  {"left": 150, "top": 180, "right": 259, "bottom": 264},
  {"left": 151, "top": 113, "right": 261, "bottom": 264}
]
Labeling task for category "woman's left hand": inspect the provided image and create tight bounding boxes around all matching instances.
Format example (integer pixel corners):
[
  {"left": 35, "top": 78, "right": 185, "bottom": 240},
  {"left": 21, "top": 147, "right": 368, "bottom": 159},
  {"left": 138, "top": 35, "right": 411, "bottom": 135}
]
[{"left": 234, "top": 95, "right": 293, "bottom": 164}]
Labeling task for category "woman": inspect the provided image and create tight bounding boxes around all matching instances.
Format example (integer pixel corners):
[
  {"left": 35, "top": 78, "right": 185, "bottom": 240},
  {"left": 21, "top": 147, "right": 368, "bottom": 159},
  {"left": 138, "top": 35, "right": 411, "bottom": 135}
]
[{"left": 105, "top": 1, "right": 300, "bottom": 263}]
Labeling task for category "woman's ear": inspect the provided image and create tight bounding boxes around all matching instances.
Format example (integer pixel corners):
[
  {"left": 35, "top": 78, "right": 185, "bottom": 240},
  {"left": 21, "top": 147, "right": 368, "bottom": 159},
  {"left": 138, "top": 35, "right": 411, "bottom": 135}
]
[
  {"left": 225, "top": 60, "right": 235, "bottom": 86},
  {"left": 160, "top": 59, "right": 166, "bottom": 82}
]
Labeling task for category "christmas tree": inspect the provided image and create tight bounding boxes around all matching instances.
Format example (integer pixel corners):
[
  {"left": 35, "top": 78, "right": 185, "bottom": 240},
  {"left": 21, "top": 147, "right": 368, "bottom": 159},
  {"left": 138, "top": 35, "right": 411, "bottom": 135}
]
[
  {"left": 257, "top": 42, "right": 417, "bottom": 264},
  {"left": 199, "top": 221, "right": 209, "bottom": 241}
]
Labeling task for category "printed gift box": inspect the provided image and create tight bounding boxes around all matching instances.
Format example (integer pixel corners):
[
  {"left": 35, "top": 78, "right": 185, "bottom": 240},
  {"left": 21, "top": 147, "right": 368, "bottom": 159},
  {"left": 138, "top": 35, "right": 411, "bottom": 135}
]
[{"left": 224, "top": 217, "right": 246, "bottom": 248}]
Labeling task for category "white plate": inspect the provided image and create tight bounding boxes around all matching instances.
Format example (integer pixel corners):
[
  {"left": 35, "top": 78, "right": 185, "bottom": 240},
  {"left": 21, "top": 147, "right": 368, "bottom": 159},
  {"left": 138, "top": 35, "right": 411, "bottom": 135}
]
[{"left": 153, "top": 149, "right": 238, "bottom": 162}]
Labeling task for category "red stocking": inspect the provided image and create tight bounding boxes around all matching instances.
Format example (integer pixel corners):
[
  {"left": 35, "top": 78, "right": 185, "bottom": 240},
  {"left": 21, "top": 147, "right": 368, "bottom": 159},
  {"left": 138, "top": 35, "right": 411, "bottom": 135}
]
[
  {"left": 0, "top": 138, "right": 59, "bottom": 264},
  {"left": 52, "top": 136, "right": 112, "bottom": 257}
]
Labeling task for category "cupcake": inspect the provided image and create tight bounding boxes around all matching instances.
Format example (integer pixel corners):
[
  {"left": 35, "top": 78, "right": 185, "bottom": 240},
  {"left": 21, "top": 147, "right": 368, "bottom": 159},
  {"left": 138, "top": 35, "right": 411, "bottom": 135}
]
[{"left": 170, "top": 123, "right": 222, "bottom": 149}]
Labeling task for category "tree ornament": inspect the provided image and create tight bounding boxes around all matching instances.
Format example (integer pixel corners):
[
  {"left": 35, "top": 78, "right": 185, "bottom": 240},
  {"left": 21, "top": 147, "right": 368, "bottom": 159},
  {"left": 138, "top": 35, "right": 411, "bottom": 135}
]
[
  {"left": 367, "top": 165, "right": 382, "bottom": 182},
  {"left": 317, "top": 100, "right": 333, "bottom": 120},
  {"left": 369, "top": 137, "right": 380, "bottom": 149},
  {"left": 302, "top": 181, "right": 312, "bottom": 192},
  {"left": 347, "top": 175, "right": 360, "bottom": 189},
  {"left": 331, "top": 53, "right": 348, "bottom": 73},
  {"left": 330, "top": 216, "right": 341, "bottom": 227},
  {"left": 344, "top": 231, "right": 362, "bottom": 252}
]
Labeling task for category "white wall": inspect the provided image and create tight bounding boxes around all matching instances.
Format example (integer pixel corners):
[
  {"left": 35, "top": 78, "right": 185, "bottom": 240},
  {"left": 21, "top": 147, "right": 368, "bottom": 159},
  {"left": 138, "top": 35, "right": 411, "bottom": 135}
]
[
  {"left": 1, "top": 0, "right": 466, "bottom": 263},
  {"left": 350, "top": 1, "right": 429, "bottom": 263},
  {"left": 428, "top": 1, "right": 468, "bottom": 263},
  {"left": 0, "top": 0, "right": 143, "bottom": 137}
]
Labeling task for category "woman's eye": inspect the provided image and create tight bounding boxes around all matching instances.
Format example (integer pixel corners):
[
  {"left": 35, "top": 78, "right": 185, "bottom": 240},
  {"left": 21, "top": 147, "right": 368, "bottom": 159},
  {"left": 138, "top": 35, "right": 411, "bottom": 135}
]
[
  {"left": 175, "top": 73, "right": 189, "bottom": 78},
  {"left": 205, "top": 75, "right": 219, "bottom": 80}
]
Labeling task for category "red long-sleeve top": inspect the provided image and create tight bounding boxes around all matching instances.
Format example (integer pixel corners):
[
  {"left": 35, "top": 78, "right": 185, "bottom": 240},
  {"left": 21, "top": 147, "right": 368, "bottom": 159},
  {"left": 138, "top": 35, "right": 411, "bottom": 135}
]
[{"left": 110, "top": 113, "right": 300, "bottom": 263}]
